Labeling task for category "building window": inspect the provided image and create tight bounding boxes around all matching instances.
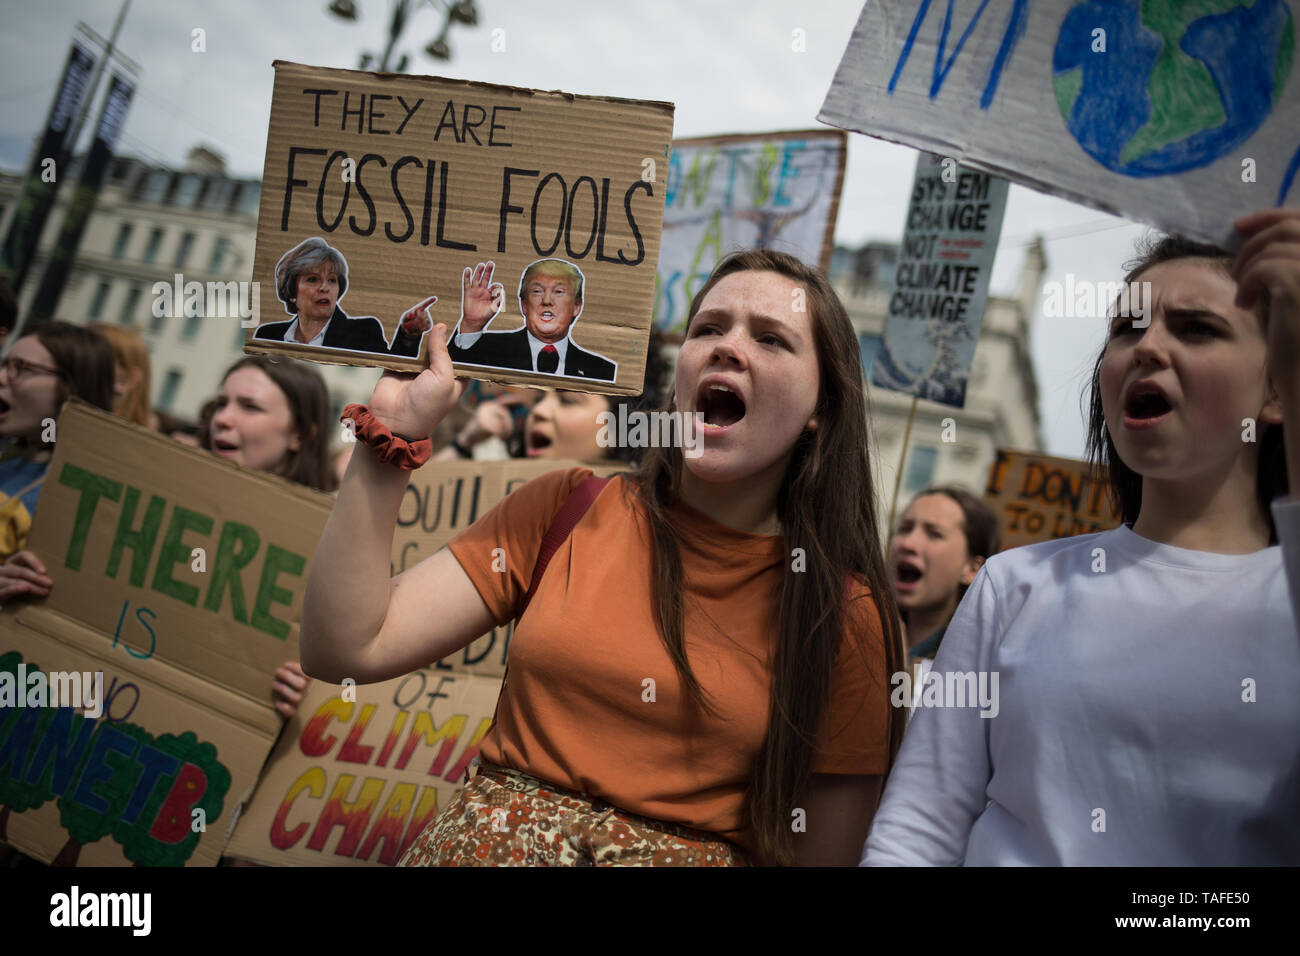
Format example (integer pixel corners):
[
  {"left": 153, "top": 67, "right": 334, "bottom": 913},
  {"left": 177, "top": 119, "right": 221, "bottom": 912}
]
[
  {"left": 182, "top": 314, "right": 202, "bottom": 342},
  {"left": 141, "top": 169, "right": 170, "bottom": 204},
  {"left": 857, "top": 332, "right": 882, "bottom": 378},
  {"left": 208, "top": 180, "right": 236, "bottom": 212},
  {"left": 208, "top": 236, "right": 230, "bottom": 273},
  {"left": 111, "top": 223, "right": 133, "bottom": 259},
  {"left": 174, "top": 174, "right": 202, "bottom": 208},
  {"left": 143, "top": 227, "right": 164, "bottom": 264},
  {"left": 903, "top": 445, "right": 938, "bottom": 496},
  {"left": 235, "top": 182, "right": 261, "bottom": 216},
  {"left": 158, "top": 369, "right": 183, "bottom": 412},
  {"left": 174, "top": 232, "right": 195, "bottom": 269},
  {"left": 119, "top": 285, "right": 143, "bottom": 326},
  {"left": 89, "top": 281, "right": 112, "bottom": 320}
]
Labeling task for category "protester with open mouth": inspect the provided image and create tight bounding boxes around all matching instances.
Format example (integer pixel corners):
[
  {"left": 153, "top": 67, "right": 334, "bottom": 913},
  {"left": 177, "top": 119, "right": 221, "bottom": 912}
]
[
  {"left": 0, "top": 322, "right": 114, "bottom": 569},
  {"left": 303, "top": 249, "right": 904, "bottom": 866},
  {"left": 889, "top": 486, "right": 998, "bottom": 712},
  {"left": 864, "top": 208, "right": 1300, "bottom": 866}
]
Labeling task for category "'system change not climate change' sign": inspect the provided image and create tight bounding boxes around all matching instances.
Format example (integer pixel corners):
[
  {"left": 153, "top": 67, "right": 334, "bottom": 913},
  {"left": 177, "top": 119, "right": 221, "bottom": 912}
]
[{"left": 246, "top": 61, "right": 675, "bottom": 395}]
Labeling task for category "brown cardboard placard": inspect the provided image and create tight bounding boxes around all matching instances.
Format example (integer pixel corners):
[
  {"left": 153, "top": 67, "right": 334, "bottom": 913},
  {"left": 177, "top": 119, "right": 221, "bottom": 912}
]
[
  {"left": 223, "top": 668, "right": 501, "bottom": 867},
  {"left": 0, "top": 610, "right": 278, "bottom": 867},
  {"left": 245, "top": 61, "right": 675, "bottom": 395},
  {"left": 0, "top": 400, "right": 335, "bottom": 865},
  {"left": 983, "top": 449, "right": 1122, "bottom": 552},
  {"left": 24, "top": 401, "right": 334, "bottom": 703}
]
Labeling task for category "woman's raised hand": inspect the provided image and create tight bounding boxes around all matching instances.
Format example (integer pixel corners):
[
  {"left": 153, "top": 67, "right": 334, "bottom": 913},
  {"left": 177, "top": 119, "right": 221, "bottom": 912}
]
[
  {"left": 1234, "top": 208, "right": 1300, "bottom": 388},
  {"left": 367, "top": 322, "right": 465, "bottom": 438}
]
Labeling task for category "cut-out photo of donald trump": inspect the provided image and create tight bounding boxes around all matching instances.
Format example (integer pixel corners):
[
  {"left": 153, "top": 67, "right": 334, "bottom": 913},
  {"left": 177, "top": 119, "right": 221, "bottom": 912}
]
[
  {"left": 447, "top": 258, "right": 617, "bottom": 382},
  {"left": 254, "top": 237, "right": 437, "bottom": 357}
]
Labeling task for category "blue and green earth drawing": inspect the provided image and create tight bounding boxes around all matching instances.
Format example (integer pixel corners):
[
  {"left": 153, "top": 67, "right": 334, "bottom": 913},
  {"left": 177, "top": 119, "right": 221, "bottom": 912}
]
[{"left": 1053, "top": 0, "right": 1294, "bottom": 177}]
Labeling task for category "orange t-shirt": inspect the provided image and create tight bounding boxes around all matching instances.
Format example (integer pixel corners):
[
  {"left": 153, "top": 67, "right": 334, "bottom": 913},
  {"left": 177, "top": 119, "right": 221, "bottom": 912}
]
[{"left": 447, "top": 467, "right": 890, "bottom": 848}]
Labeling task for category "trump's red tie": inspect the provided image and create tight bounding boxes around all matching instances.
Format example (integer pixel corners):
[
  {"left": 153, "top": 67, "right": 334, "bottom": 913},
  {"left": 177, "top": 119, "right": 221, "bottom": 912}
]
[{"left": 538, "top": 344, "right": 559, "bottom": 374}]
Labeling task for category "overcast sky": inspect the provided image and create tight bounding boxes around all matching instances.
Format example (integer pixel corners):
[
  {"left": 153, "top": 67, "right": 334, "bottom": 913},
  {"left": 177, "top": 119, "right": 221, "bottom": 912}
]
[{"left": 0, "top": 0, "right": 1159, "bottom": 458}]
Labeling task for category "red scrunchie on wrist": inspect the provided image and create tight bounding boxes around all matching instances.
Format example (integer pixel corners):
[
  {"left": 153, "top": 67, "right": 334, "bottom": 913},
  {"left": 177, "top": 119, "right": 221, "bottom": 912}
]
[{"left": 342, "top": 404, "right": 433, "bottom": 471}]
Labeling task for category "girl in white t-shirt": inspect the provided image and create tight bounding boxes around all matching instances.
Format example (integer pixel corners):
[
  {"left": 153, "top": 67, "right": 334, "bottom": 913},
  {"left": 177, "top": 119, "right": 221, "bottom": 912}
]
[{"left": 863, "top": 208, "right": 1300, "bottom": 866}]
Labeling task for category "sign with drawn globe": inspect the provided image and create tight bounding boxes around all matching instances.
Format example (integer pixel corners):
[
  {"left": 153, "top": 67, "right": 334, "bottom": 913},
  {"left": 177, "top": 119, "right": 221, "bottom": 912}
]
[{"left": 820, "top": 0, "right": 1300, "bottom": 248}]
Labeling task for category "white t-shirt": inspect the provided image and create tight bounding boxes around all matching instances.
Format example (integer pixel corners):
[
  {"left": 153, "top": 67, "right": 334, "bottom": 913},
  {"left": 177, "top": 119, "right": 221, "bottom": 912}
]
[{"left": 862, "top": 501, "right": 1300, "bottom": 866}]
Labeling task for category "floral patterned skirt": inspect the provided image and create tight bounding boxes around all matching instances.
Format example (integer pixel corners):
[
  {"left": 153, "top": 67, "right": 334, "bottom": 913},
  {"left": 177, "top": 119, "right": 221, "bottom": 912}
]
[{"left": 398, "top": 762, "right": 749, "bottom": 867}]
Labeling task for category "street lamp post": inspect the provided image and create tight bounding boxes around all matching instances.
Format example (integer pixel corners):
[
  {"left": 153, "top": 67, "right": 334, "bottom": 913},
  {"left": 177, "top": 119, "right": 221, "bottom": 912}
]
[{"left": 328, "top": 0, "right": 479, "bottom": 72}]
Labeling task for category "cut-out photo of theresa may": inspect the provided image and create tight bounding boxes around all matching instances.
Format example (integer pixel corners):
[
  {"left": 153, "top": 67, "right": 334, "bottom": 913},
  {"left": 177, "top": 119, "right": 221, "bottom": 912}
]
[
  {"left": 253, "top": 237, "right": 436, "bottom": 357},
  {"left": 447, "top": 258, "right": 617, "bottom": 382}
]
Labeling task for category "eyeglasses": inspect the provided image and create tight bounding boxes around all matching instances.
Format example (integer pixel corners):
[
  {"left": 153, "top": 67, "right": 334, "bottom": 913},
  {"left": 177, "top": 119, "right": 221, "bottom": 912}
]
[{"left": 0, "top": 357, "right": 61, "bottom": 381}]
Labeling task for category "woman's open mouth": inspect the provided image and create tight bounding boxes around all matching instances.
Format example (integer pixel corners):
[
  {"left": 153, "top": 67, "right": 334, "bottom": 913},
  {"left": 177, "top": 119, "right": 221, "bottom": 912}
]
[
  {"left": 526, "top": 430, "right": 553, "bottom": 457},
  {"left": 211, "top": 438, "right": 240, "bottom": 457},
  {"left": 697, "top": 383, "right": 746, "bottom": 431},
  {"left": 895, "top": 559, "right": 923, "bottom": 594},
  {"left": 1123, "top": 387, "right": 1172, "bottom": 430}
]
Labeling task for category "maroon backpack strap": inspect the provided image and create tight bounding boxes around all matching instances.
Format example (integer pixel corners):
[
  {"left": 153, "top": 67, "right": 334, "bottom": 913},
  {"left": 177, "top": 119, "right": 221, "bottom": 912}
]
[{"left": 518, "top": 474, "right": 612, "bottom": 620}]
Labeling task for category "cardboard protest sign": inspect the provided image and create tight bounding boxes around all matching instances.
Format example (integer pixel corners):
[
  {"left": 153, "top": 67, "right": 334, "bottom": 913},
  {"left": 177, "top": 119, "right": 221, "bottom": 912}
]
[
  {"left": 246, "top": 61, "right": 675, "bottom": 394},
  {"left": 392, "top": 457, "right": 629, "bottom": 679},
  {"left": 654, "top": 130, "right": 846, "bottom": 333},
  {"left": 25, "top": 401, "right": 333, "bottom": 702},
  {"left": 983, "top": 449, "right": 1122, "bottom": 551},
  {"left": 0, "top": 400, "right": 334, "bottom": 865},
  {"left": 223, "top": 668, "right": 501, "bottom": 866},
  {"left": 870, "top": 153, "right": 1009, "bottom": 407},
  {"left": 819, "top": 1, "right": 1300, "bottom": 248},
  {"left": 0, "top": 612, "right": 273, "bottom": 867}
]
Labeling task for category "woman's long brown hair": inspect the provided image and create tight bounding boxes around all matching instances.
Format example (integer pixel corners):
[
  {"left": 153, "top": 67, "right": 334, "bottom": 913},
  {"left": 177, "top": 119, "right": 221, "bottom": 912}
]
[{"left": 630, "top": 249, "right": 906, "bottom": 864}]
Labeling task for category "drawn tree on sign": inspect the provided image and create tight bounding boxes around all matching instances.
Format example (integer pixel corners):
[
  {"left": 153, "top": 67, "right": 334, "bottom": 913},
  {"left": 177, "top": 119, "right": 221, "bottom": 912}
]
[
  {"left": 0, "top": 651, "right": 57, "bottom": 845},
  {"left": 53, "top": 719, "right": 150, "bottom": 866},
  {"left": 114, "top": 731, "right": 230, "bottom": 867}
]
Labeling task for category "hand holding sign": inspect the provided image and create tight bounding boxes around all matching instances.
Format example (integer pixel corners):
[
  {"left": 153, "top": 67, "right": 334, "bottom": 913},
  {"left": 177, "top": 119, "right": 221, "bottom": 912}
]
[
  {"left": 1234, "top": 208, "right": 1300, "bottom": 379},
  {"left": 272, "top": 660, "right": 311, "bottom": 719},
  {"left": 459, "top": 261, "right": 505, "bottom": 335},
  {"left": 0, "top": 550, "right": 52, "bottom": 604},
  {"left": 369, "top": 323, "right": 465, "bottom": 439},
  {"left": 397, "top": 295, "right": 440, "bottom": 338}
]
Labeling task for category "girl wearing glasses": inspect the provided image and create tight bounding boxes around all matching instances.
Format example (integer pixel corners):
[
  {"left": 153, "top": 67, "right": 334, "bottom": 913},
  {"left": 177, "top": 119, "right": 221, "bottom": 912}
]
[{"left": 0, "top": 321, "right": 114, "bottom": 566}]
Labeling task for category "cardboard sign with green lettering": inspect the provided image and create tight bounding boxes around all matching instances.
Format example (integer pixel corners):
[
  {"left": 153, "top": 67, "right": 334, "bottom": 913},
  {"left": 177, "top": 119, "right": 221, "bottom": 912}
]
[
  {"left": 983, "top": 448, "right": 1122, "bottom": 552},
  {"left": 245, "top": 61, "right": 675, "bottom": 396},
  {"left": 0, "top": 400, "right": 334, "bottom": 865}
]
